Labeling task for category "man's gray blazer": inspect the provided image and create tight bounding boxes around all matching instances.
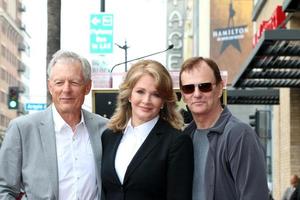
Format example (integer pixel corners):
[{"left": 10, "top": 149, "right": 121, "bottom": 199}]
[{"left": 0, "top": 106, "right": 108, "bottom": 200}]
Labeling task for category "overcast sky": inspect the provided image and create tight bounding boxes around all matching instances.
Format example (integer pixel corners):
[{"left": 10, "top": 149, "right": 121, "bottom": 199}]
[
  {"left": 24, "top": 0, "right": 166, "bottom": 110},
  {"left": 61, "top": 0, "right": 167, "bottom": 69}
]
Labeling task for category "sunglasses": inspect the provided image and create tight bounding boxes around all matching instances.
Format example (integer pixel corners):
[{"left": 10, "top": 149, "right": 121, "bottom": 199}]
[{"left": 181, "top": 82, "right": 215, "bottom": 94}]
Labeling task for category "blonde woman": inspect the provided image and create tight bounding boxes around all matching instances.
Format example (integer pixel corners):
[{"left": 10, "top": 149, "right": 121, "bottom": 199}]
[{"left": 101, "top": 60, "right": 193, "bottom": 200}]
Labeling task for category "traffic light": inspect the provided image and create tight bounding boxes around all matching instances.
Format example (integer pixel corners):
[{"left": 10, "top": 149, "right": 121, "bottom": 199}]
[
  {"left": 249, "top": 113, "right": 256, "bottom": 127},
  {"left": 7, "top": 86, "right": 19, "bottom": 109},
  {"left": 249, "top": 111, "right": 259, "bottom": 133}
]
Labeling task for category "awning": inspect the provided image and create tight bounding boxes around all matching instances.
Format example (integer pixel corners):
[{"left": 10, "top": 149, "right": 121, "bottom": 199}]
[
  {"left": 226, "top": 89, "right": 279, "bottom": 105},
  {"left": 232, "top": 29, "right": 300, "bottom": 88},
  {"left": 283, "top": 0, "right": 300, "bottom": 12}
]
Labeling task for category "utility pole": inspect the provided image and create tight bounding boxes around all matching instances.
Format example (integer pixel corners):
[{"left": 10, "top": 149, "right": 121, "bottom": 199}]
[{"left": 100, "top": 0, "right": 105, "bottom": 12}]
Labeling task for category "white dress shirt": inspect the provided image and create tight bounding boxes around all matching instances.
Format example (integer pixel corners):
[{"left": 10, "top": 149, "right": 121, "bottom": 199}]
[
  {"left": 115, "top": 116, "right": 159, "bottom": 184},
  {"left": 52, "top": 105, "right": 98, "bottom": 200}
]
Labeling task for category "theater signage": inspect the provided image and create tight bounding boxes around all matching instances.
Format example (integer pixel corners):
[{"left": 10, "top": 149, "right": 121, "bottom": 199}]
[{"left": 166, "top": 0, "right": 185, "bottom": 70}]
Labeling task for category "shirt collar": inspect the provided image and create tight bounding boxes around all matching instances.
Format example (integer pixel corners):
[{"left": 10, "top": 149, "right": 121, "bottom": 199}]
[
  {"left": 52, "top": 104, "right": 85, "bottom": 132},
  {"left": 124, "top": 116, "right": 159, "bottom": 139}
]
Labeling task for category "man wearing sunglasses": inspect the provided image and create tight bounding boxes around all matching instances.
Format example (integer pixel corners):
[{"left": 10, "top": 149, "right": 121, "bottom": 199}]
[{"left": 179, "top": 57, "right": 269, "bottom": 200}]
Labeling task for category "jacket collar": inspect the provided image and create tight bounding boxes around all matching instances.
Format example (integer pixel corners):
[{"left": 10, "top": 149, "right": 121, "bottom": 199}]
[{"left": 184, "top": 106, "right": 232, "bottom": 136}]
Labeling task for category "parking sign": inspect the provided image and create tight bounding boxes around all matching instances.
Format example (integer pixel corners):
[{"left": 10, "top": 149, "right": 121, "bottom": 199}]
[{"left": 90, "top": 13, "right": 113, "bottom": 54}]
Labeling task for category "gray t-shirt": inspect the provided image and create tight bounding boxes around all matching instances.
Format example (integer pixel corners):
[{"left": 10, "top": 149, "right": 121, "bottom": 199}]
[{"left": 192, "top": 129, "right": 209, "bottom": 200}]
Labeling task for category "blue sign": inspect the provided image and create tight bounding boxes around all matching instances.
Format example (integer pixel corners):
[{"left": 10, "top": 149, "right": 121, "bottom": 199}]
[
  {"left": 90, "top": 13, "right": 114, "bottom": 54},
  {"left": 25, "top": 103, "right": 47, "bottom": 111}
]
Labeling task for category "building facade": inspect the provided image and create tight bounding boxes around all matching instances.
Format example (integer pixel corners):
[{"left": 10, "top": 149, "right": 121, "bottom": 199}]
[
  {"left": 0, "top": 0, "right": 27, "bottom": 141},
  {"left": 183, "top": 0, "right": 300, "bottom": 199},
  {"left": 251, "top": 1, "right": 300, "bottom": 199}
]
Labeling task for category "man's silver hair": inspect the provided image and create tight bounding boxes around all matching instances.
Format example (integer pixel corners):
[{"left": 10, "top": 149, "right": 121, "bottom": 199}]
[{"left": 47, "top": 50, "right": 91, "bottom": 82}]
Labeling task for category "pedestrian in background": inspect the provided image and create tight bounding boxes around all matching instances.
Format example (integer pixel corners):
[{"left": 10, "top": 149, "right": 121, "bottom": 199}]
[
  {"left": 290, "top": 179, "right": 300, "bottom": 200},
  {"left": 0, "top": 50, "right": 107, "bottom": 199},
  {"left": 283, "top": 175, "right": 300, "bottom": 200},
  {"left": 101, "top": 59, "right": 194, "bottom": 200},
  {"left": 179, "top": 56, "right": 269, "bottom": 200}
]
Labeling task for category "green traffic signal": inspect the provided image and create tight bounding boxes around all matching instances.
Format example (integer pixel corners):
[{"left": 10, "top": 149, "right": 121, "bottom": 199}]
[{"left": 8, "top": 87, "right": 19, "bottom": 109}]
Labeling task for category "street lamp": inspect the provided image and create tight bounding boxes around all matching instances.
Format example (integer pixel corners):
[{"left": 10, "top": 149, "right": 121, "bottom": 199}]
[
  {"left": 109, "top": 44, "right": 174, "bottom": 88},
  {"left": 110, "top": 44, "right": 174, "bottom": 73},
  {"left": 115, "top": 40, "right": 129, "bottom": 72}
]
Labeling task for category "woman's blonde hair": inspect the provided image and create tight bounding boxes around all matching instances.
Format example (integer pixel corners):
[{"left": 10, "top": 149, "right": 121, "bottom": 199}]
[{"left": 108, "top": 59, "right": 184, "bottom": 132}]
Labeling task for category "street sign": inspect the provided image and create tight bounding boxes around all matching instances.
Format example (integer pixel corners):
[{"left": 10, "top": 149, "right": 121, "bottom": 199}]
[
  {"left": 90, "top": 13, "right": 114, "bottom": 54},
  {"left": 25, "top": 103, "right": 47, "bottom": 111}
]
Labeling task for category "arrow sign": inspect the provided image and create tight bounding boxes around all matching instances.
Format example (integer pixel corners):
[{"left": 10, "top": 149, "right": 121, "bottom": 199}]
[{"left": 90, "top": 13, "right": 114, "bottom": 54}]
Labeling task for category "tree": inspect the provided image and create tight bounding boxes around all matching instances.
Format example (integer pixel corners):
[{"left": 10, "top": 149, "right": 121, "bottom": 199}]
[{"left": 47, "top": 0, "right": 61, "bottom": 105}]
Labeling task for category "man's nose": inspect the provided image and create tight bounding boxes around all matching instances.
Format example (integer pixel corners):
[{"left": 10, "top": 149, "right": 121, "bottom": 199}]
[
  {"left": 62, "top": 81, "right": 71, "bottom": 91},
  {"left": 193, "top": 86, "right": 201, "bottom": 97}
]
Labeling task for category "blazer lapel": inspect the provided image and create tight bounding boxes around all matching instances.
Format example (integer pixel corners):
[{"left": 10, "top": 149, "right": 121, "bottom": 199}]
[
  {"left": 84, "top": 111, "right": 102, "bottom": 168},
  {"left": 83, "top": 110, "right": 105, "bottom": 194},
  {"left": 108, "top": 131, "right": 123, "bottom": 185},
  {"left": 123, "top": 119, "right": 164, "bottom": 184},
  {"left": 38, "top": 106, "right": 59, "bottom": 199}
]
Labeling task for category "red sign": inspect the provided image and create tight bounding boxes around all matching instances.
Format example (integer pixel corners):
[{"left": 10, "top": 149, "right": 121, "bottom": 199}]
[{"left": 253, "top": 5, "right": 286, "bottom": 47}]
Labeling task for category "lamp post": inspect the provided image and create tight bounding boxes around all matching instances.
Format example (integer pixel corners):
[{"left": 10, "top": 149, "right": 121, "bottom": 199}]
[
  {"left": 115, "top": 40, "right": 129, "bottom": 72},
  {"left": 109, "top": 44, "right": 174, "bottom": 88}
]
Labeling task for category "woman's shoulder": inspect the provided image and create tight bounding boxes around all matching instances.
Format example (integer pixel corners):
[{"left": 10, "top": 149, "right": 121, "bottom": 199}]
[
  {"left": 102, "top": 128, "right": 122, "bottom": 140},
  {"left": 158, "top": 118, "right": 181, "bottom": 133},
  {"left": 158, "top": 119, "right": 191, "bottom": 141}
]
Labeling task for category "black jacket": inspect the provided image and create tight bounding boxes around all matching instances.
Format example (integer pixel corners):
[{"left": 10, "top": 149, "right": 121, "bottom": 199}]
[
  {"left": 291, "top": 184, "right": 300, "bottom": 200},
  {"left": 101, "top": 118, "right": 194, "bottom": 200}
]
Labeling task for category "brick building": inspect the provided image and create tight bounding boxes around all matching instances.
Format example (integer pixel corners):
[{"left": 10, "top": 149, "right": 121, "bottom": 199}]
[{"left": 0, "top": 0, "right": 28, "bottom": 139}]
